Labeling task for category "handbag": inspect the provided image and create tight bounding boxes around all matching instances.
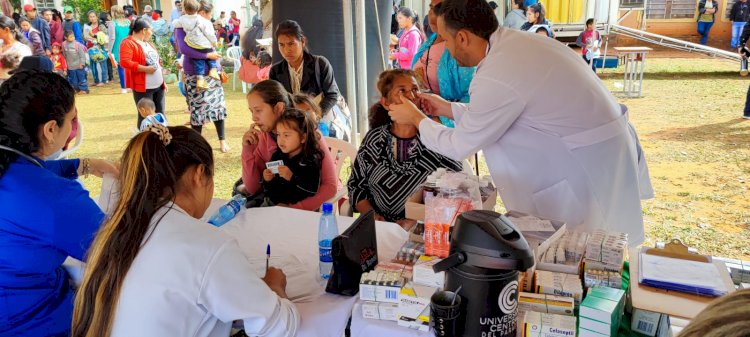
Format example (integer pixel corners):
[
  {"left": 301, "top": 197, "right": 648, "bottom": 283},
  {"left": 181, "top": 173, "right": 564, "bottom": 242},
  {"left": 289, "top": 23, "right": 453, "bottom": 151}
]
[
  {"left": 325, "top": 211, "right": 378, "bottom": 296},
  {"left": 219, "top": 71, "right": 229, "bottom": 83}
]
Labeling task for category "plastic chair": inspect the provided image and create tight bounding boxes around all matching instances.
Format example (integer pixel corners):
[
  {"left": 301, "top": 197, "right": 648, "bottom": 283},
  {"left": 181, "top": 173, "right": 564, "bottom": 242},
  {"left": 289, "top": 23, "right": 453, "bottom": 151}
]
[
  {"left": 225, "top": 46, "right": 242, "bottom": 91},
  {"left": 56, "top": 120, "right": 84, "bottom": 159},
  {"left": 325, "top": 137, "right": 357, "bottom": 216}
]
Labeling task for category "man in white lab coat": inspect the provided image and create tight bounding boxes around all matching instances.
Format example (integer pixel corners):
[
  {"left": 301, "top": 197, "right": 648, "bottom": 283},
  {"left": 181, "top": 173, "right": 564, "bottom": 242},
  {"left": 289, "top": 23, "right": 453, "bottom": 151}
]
[{"left": 389, "top": 0, "right": 653, "bottom": 245}]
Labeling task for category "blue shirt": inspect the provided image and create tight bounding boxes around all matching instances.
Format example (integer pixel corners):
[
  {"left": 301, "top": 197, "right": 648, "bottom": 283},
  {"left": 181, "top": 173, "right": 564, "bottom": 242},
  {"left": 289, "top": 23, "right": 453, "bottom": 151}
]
[{"left": 0, "top": 156, "right": 104, "bottom": 336}]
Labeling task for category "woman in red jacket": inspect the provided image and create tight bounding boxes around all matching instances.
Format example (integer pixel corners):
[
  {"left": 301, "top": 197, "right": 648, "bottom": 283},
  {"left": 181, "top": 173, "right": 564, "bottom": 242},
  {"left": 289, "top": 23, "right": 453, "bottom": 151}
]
[{"left": 119, "top": 18, "right": 166, "bottom": 129}]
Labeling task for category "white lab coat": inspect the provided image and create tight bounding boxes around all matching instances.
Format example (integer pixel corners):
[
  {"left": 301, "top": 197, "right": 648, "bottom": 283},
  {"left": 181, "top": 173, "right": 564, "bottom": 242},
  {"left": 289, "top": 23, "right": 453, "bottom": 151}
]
[
  {"left": 419, "top": 28, "right": 652, "bottom": 245},
  {"left": 110, "top": 203, "right": 299, "bottom": 337}
]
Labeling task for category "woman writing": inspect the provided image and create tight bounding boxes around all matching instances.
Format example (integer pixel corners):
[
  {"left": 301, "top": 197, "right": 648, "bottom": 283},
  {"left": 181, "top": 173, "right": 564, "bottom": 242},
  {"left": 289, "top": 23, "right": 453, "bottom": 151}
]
[
  {"left": 71, "top": 126, "right": 299, "bottom": 337},
  {"left": 270, "top": 20, "right": 347, "bottom": 138},
  {"left": 0, "top": 71, "right": 117, "bottom": 336},
  {"left": 120, "top": 18, "right": 167, "bottom": 130},
  {"left": 412, "top": 0, "right": 474, "bottom": 127},
  {"left": 174, "top": 0, "right": 230, "bottom": 153},
  {"left": 18, "top": 17, "right": 45, "bottom": 56},
  {"left": 110, "top": 5, "right": 132, "bottom": 94},
  {"left": 390, "top": 7, "right": 424, "bottom": 69},
  {"left": 242, "top": 80, "right": 337, "bottom": 210},
  {"left": 0, "top": 16, "right": 32, "bottom": 79},
  {"left": 348, "top": 69, "right": 462, "bottom": 228}
]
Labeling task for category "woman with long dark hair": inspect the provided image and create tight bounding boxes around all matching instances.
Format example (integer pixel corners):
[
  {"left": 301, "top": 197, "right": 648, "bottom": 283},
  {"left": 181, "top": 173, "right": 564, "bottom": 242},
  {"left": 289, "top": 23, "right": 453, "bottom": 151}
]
[
  {"left": 110, "top": 5, "right": 132, "bottom": 94},
  {"left": 521, "top": 2, "right": 554, "bottom": 37},
  {"left": 119, "top": 18, "right": 167, "bottom": 129},
  {"left": 241, "top": 80, "right": 337, "bottom": 210},
  {"left": 0, "top": 70, "right": 117, "bottom": 336},
  {"left": 71, "top": 126, "right": 299, "bottom": 337},
  {"left": 270, "top": 20, "right": 346, "bottom": 138}
]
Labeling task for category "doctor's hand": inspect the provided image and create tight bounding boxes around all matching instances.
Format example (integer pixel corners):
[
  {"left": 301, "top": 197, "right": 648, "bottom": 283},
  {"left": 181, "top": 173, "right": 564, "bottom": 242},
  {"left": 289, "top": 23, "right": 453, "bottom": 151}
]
[
  {"left": 388, "top": 93, "right": 428, "bottom": 127},
  {"left": 263, "top": 267, "right": 289, "bottom": 299},
  {"left": 417, "top": 92, "right": 452, "bottom": 119}
]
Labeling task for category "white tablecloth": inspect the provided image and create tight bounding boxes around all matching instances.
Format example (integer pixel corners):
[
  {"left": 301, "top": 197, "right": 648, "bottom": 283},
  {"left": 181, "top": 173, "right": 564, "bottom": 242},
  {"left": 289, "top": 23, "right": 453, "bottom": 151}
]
[
  {"left": 350, "top": 301, "right": 433, "bottom": 337},
  {"left": 209, "top": 200, "right": 409, "bottom": 337}
]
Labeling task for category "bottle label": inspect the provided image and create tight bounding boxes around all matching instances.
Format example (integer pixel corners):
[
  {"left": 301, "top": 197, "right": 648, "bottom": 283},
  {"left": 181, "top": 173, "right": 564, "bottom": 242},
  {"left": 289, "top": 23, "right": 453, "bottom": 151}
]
[{"left": 319, "top": 247, "right": 333, "bottom": 263}]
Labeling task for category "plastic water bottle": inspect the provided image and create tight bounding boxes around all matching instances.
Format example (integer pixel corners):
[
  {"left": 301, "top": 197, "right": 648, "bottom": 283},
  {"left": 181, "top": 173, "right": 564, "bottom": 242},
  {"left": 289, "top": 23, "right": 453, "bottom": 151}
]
[
  {"left": 318, "top": 203, "right": 338, "bottom": 279},
  {"left": 318, "top": 121, "right": 330, "bottom": 137},
  {"left": 208, "top": 194, "right": 246, "bottom": 227}
]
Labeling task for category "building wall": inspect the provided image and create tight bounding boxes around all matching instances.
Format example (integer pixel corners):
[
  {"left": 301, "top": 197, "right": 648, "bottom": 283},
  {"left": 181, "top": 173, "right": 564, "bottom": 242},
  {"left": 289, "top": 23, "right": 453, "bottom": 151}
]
[{"left": 619, "top": 11, "right": 732, "bottom": 43}]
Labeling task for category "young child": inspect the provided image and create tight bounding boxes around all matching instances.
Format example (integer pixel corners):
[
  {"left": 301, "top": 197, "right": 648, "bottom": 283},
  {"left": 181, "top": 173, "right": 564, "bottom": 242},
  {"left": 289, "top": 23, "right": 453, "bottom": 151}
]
[
  {"left": 138, "top": 97, "right": 168, "bottom": 131},
  {"left": 577, "top": 18, "right": 601, "bottom": 72},
  {"left": 62, "top": 30, "right": 89, "bottom": 94},
  {"left": 292, "top": 93, "right": 322, "bottom": 122},
  {"left": 255, "top": 50, "right": 272, "bottom": 81},
  {"left": 50, "top": 42, "right": 67, "bottom": 76},
  {"left": 0, "top": 52, "right": 21, "bottom": 84},
  {"left": 174, "top": 0, "right": 219, "bottom": 89},
  {"left": 261, "top": 108, "right": 323, "bottom": 206}
]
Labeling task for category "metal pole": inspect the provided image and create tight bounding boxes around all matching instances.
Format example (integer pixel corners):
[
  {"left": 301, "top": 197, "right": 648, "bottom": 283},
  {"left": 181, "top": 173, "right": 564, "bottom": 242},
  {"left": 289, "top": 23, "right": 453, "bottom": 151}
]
[
  {"left": 343, "top": 0, "right": 359, "bottom": 146},
  {"left": 355, "top": 0, "right": 369, "bottom": 143}
]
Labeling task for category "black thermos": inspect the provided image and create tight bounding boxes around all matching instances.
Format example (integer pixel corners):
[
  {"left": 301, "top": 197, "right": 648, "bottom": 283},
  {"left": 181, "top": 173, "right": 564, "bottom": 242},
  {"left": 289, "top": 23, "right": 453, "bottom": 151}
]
[{"left": 433, "top": 211, "right": 535, "bottom": 337}]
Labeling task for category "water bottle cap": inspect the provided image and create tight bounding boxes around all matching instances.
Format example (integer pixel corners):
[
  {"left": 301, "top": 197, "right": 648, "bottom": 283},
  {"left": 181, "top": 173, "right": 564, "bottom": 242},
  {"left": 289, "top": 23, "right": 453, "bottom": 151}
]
[{"left": 322, "top": 203, "right": 333, "bottom": 214}]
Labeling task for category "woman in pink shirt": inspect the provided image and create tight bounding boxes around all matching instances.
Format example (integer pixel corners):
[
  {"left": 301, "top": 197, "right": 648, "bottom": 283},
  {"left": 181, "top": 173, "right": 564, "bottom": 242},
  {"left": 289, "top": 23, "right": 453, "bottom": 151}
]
[
  {"left": 241, "top": 80, "right": 337, "bottom": 210},
  {"left": 390, "top": 7, "right": 424, "bottom": 69}
]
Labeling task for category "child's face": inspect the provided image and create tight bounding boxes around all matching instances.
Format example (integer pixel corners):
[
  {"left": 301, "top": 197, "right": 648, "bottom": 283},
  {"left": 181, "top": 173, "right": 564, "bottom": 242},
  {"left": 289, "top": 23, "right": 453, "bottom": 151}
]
[
  {"left": 138, "top": 106, "right": 155, "bottom": 118},
  {"left": 587, "top": 24, "right": 594, "bottom": 31},
  {"left": 275, "top": 121, "right": 304, "bottom": 157},
  {"left": 52, "top": 46, "right": 60, "bottom": 54},
  {"left": 66, "top": 34, "right": 75, "bottom": 42}
]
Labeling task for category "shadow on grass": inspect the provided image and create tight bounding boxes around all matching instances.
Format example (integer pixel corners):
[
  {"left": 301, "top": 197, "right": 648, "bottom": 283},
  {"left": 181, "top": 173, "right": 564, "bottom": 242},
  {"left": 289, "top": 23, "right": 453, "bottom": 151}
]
[{"left": 646, "top": 118, "right": 750, "bottom": 148}]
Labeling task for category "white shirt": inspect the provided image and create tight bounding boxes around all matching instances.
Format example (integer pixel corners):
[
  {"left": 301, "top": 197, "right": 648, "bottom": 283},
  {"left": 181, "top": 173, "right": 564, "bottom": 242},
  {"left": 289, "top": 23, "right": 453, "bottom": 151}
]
[
  {"left": 111, "top": 204, "right": 300, "bottom": 337},
  {"left": 175, "top": 13, "right": 217, "bottom": 50},
  {"left": 139, "top": 40, "right": 163, "bottom": 89},
  {"left": 418, "top": 28, "right": 652, "bottom": 245}
]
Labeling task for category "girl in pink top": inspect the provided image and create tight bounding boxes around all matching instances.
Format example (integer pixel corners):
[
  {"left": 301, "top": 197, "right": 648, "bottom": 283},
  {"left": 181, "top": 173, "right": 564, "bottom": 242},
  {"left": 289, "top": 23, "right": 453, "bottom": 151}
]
[
  {"left": 256, "top": 51, "right": 272, "bottom": 81},
  {"left": 390, "top": 7, "right": 424, "bottom": 69},
  {"left": 242, "top": 80, "right": 337, "bottom": 211}
]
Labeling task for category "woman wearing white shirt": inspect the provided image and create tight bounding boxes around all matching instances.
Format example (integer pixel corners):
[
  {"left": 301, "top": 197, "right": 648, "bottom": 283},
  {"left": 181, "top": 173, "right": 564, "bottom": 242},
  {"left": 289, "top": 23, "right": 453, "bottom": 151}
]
[
  {"left": 0, "top": 16, "right": 32, "bottom": 81},
  {"left": 71, "top": 126, "right": 299, "bottom": 337}
]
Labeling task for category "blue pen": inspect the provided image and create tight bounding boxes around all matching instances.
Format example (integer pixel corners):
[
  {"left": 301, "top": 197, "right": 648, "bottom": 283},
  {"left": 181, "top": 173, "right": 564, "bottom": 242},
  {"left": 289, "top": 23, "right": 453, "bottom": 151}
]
[{"left": 266, "top": 244, "right": 271, "bottom": 271}]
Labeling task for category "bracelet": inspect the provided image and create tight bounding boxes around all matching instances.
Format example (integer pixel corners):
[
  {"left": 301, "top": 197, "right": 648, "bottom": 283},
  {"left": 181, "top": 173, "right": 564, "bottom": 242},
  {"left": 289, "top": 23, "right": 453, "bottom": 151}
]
[{"left": 82, "top": 158, "right": 91, "bottom": 178}]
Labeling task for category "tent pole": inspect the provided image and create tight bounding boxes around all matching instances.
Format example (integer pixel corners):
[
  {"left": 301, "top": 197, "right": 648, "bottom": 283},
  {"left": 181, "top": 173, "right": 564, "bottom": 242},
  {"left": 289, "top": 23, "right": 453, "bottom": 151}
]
[
  {"left": 343, "top": 0, "right": 359, "bottom": 146},
  {"left": 355, "top": 0, "right": 369, "bottom": 143}
]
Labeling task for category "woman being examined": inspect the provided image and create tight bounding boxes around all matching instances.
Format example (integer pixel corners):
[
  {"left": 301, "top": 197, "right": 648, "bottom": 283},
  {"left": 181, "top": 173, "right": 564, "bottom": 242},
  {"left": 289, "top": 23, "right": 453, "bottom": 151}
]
[
  {"left": 72, "top": 126, "right": 299, "bottom": 337},
  {"left": 0, "top": 70, "right": 118, "bottom": 336},
  {"left": 347, "top": 69, "right": 463, "bottom": 228},
  {"left": 242, "top": 80, "right": 337, "bottom": 210}
]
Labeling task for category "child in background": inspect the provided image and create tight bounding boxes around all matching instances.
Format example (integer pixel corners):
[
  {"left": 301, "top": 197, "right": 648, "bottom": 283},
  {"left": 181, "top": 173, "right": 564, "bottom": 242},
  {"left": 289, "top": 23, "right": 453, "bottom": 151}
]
[
  {"left": 262, "top": 108, "right": 323, "bottom": 206},
  {"left": 62, "top": 30, "right": 89, "bottom": 94},
  {"left": 0, "top": 52, "right": 21, "bottom": 84},
  {"left": 255, "top": 50, "right": 272, "bottom": 81},
  {"left": 576, "top": 18, "right": 601, "bottom": 72},
  {"left": 214, "top": 20, "right": 228, "bottom": 49},
  {"left": 292, "top": 93, "right": 322, "bottom": 122},
  {"left": 50, "top": 42, "right": 67, "bottom": 76},
  {"left": 174, "top": 0, "right": 219, "bottom": 89},
  {"left": 138, "top": 97, "right": 168, "bottom": 131}
]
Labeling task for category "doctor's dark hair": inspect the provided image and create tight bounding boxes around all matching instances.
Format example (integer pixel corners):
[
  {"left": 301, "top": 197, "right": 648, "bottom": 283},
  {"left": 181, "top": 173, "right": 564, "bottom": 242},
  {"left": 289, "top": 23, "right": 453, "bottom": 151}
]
[
  {"left": 0, "top": 70, "right": 75, "bottom": 178},
  {"left": 433, "top": 0, "right": 498, "bottom": 41},
  {"left": 72, "top": 126, "right": 214, "bottom": 337},
  {"left": 369, "top": 69, "right": 416, "bottom": 129}
]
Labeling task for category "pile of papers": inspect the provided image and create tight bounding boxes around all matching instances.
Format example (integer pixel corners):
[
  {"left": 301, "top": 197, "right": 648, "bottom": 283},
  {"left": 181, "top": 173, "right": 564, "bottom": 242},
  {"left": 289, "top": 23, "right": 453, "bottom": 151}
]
[{"left": 638, "top": 250, "right": 728, "bottom": 297}]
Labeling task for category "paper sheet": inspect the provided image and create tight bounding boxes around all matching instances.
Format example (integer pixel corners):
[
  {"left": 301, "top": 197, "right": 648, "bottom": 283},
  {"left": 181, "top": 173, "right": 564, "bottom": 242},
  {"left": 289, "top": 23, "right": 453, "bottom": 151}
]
[
  {"left": 509, "top": 216, "right": 556, "bottom": 232},
  {"left": 639, "top": 253, "right": 728, "bottom": 293},
  {"left": 246, "top": 255, "right": 325, "bottom": 303}
]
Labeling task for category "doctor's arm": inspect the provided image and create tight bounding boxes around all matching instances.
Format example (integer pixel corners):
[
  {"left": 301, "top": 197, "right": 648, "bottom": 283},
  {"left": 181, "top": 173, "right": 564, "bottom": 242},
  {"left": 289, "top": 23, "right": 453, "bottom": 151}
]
[
  {"left": 199, "top": 240, "right": 299, "bottom": 337},
  {"left": 419, "top": 79, "right": 526, "bottom": 161}
]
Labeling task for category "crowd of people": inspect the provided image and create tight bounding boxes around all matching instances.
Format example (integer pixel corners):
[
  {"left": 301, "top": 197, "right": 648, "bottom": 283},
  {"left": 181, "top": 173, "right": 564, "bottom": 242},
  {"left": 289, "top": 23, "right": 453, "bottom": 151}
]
[{"left": 2, "top": 0, "right": 744, "bottom": 336}]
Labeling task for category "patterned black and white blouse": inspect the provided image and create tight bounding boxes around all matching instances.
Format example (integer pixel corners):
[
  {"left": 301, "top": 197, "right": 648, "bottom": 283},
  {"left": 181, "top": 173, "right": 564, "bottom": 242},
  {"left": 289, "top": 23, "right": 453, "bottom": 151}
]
[{"left": 347, "top": 125, "right": 463, "bottom": 222}]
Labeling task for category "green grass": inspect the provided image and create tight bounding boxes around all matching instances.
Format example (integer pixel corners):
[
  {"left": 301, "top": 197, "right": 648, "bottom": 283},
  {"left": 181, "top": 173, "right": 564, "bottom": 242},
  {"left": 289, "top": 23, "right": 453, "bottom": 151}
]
[{"left": 75, "top": 57, "right": 750, "bottom": 258}]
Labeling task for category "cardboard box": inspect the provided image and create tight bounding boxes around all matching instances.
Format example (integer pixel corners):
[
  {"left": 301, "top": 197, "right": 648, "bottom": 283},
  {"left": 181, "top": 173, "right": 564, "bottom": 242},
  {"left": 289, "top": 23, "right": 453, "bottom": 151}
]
[
  {"left": 534, "top": 271, "right": 583, "bottom": 305},
  {"left": 362, "top": 301, "right": 398, "bottom": 321},
  {"left": 359, "top": 265, "right": 408, "bottom": 303},
  {"left": 397, "top": 282, "right": 437, "bottom": 332},
  {"left": 413, "top": 256, "right": 445, "bottom": 288},
  {"left": 520, "top": 311, "right": 577, "bottom": 337},
  {"left": 405, "top": 187, "right": 498, "bottom": 221},
  {"left": 632, "top": 308, "right": 662, "bottom": 336},
  {"left": 579, "top": 327, "right": 609, "bottom": 337}
]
